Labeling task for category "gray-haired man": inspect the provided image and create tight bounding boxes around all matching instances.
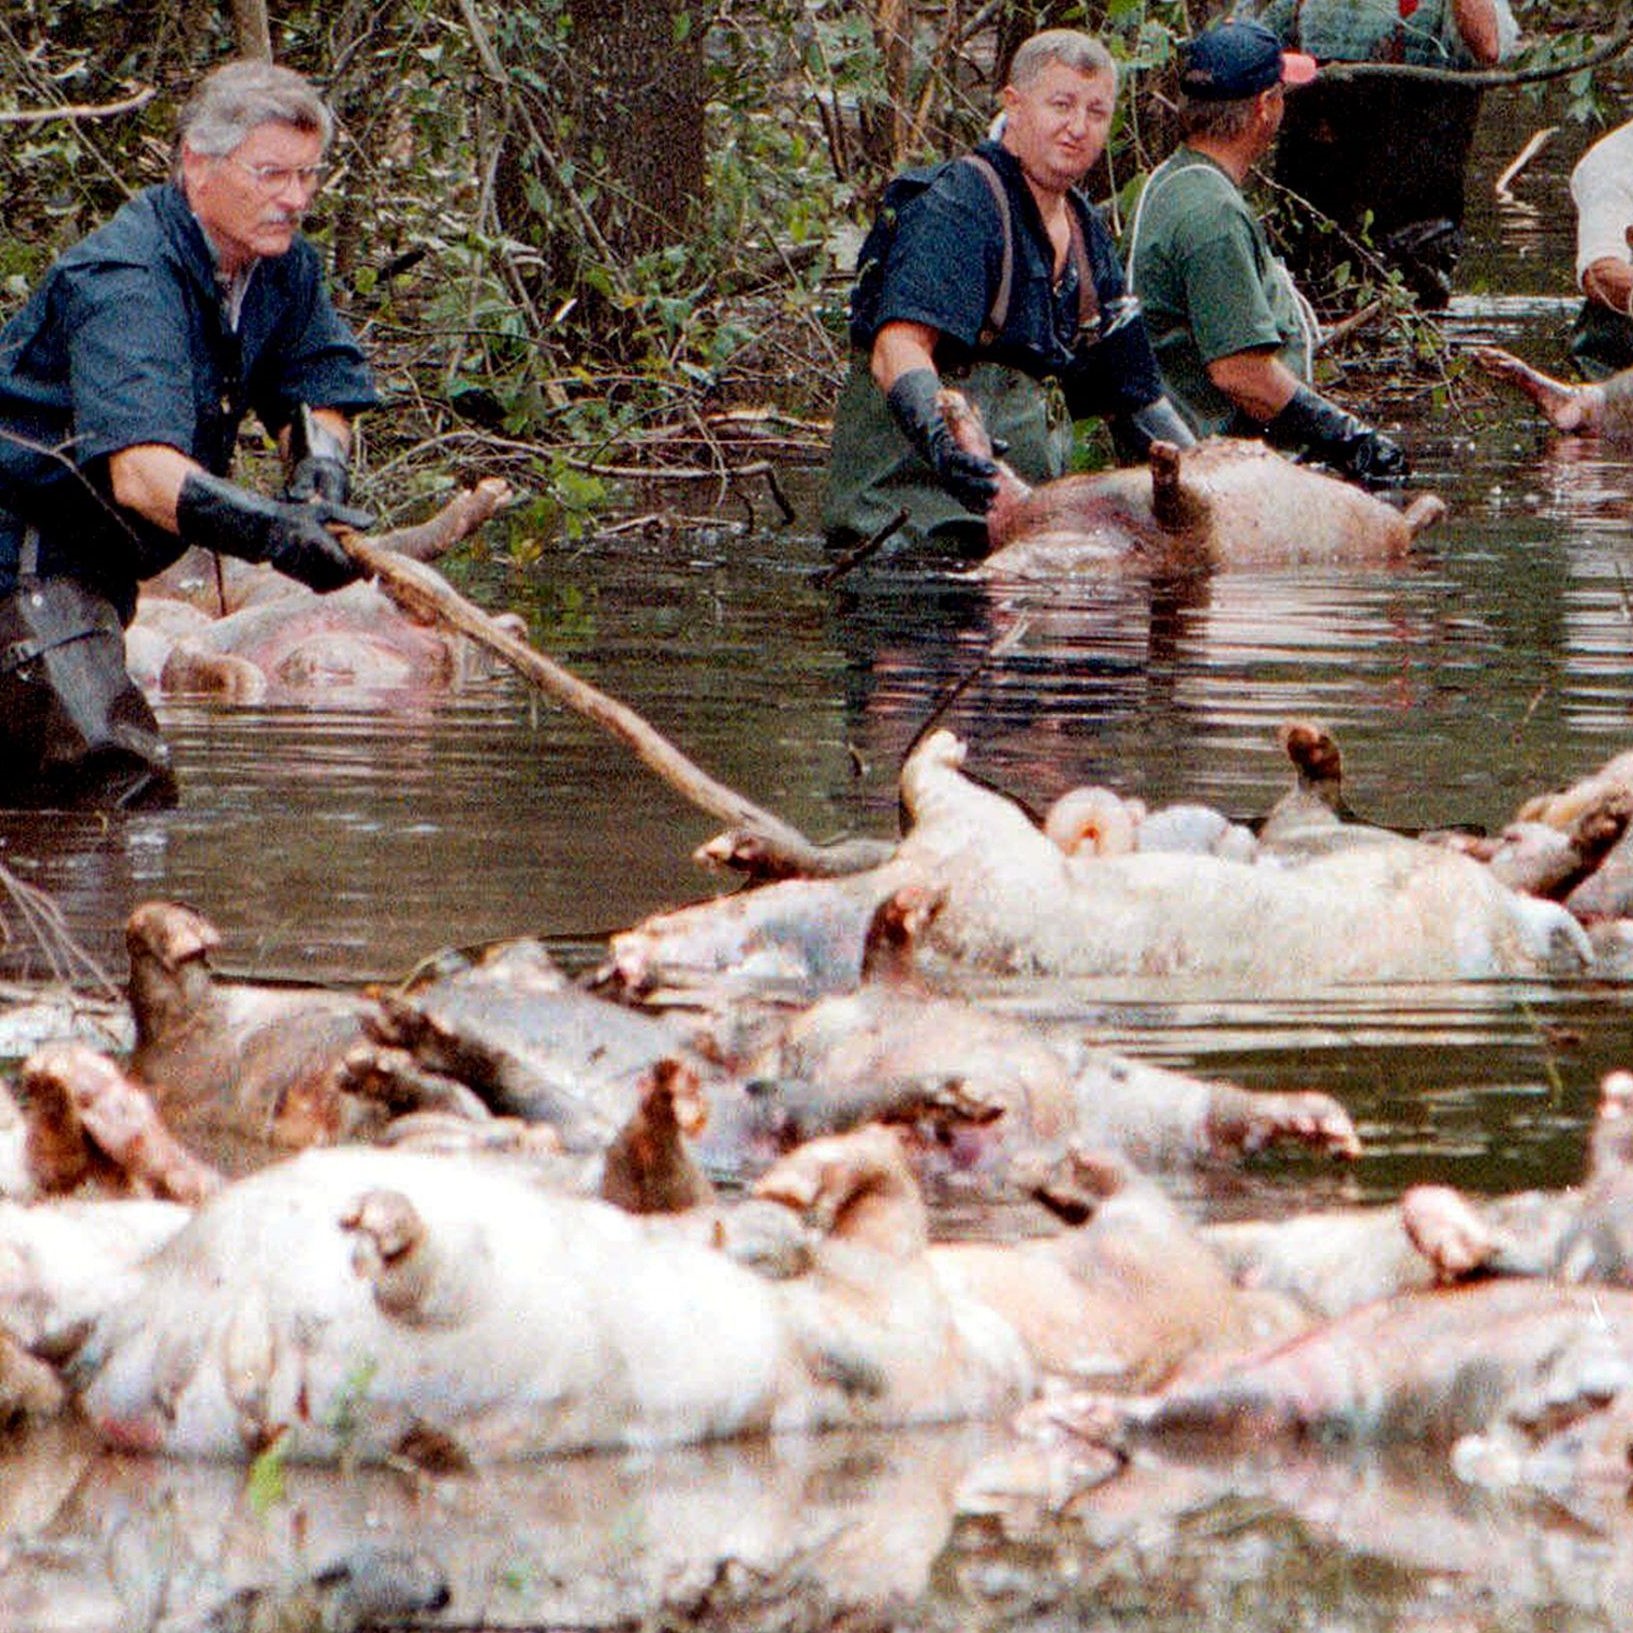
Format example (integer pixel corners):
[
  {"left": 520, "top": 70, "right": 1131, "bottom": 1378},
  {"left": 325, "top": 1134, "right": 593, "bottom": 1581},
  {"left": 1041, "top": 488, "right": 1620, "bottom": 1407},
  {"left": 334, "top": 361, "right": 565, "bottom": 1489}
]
[{"left": 0, "top": 58, "right": 378, "bottom": 809}]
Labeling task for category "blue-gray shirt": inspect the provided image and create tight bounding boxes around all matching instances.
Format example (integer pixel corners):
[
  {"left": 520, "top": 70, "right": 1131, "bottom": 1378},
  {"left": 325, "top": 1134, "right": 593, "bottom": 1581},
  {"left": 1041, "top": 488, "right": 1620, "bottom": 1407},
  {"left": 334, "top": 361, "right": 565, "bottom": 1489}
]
[
  {"left": 849, "top": 139, "right": 1164, "bottom": 422},
  {"left": 0, "top": 182, "right": 377, "bottom": 617}
]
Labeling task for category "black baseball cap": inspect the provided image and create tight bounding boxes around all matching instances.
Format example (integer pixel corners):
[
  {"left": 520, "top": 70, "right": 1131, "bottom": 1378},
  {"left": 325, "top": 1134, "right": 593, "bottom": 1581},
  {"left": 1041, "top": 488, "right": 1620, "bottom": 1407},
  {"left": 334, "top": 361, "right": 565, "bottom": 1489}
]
[{"left": 1179, "top": 19, "right": 1319, "bottom": 100}]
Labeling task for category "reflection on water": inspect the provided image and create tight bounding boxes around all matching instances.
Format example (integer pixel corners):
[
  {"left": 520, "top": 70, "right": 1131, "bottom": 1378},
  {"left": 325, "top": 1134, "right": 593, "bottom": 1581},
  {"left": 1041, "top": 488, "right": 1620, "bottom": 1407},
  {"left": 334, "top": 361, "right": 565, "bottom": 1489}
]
[{"left": 4, "top": 83, "right": 1633, "bottom": 1633}]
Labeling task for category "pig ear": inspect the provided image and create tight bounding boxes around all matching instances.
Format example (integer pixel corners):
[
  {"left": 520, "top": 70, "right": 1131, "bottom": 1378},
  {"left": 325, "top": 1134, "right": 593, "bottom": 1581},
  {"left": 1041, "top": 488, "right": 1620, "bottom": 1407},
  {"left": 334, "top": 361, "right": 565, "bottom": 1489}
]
[
  {"left": 897, "top": 729, "right": 969, "bottom": 827},
  {"left": 648, "top": 1058, "right": 708, "bottom": 1138},
  {"left": 757, "top": 1124, "right": 916, "bottom": 1234},
  {"left": 860, "top": 883, "right": 944, "bottom": 982}
]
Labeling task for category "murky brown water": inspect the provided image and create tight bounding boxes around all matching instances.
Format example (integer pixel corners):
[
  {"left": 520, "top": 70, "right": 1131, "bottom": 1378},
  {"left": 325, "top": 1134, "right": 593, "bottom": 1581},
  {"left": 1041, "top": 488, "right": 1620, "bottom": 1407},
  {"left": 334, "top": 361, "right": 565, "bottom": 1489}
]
[{"left": 4, "top": 91, "right": 1633, "bottom": 1632}]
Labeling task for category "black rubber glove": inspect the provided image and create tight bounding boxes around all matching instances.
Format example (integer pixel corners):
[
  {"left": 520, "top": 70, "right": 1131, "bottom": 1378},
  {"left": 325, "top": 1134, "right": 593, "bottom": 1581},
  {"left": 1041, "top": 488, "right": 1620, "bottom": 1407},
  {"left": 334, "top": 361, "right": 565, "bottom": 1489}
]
[
  {"left": 283, "top": 404, "right": 353, "bottom": 506},
  {"left": 177, "top": 471, "right": 374, "bottom": 593},
  {"left": 1117, "top": 395, "right": 1197, "bottom": 458},
  {"left": 885, "top": 368, "right": 1001, "bottom": 513},
  {"left": 1265, "top": 385, "right": 1409, "bottom": 488}
]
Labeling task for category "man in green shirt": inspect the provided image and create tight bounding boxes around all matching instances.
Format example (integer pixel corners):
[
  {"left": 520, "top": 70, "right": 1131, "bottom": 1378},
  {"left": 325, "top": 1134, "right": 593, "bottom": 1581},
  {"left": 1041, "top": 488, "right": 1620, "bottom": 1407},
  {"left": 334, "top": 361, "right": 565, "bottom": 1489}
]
[{"left": 1124, "top": 19, "right": 1406, "bottom": 485}]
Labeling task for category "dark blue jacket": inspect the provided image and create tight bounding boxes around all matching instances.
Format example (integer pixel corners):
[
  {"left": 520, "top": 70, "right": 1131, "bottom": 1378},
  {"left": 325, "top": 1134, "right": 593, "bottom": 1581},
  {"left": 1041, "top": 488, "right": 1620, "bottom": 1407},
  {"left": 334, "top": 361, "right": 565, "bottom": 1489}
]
[
  {"left": 0, "top": 182, "right": 377, "bottom": 618},
  {"left": 848, "top": 139, "right": 1163, "bottom": 422}
]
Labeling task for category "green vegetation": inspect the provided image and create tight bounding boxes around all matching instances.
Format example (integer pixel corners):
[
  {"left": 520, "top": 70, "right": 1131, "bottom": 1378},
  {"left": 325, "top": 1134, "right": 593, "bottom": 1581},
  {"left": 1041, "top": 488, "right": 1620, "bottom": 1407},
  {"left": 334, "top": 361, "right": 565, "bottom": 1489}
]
[{"left": 0, "top": 2, "right": 1612, "bottom": 539}]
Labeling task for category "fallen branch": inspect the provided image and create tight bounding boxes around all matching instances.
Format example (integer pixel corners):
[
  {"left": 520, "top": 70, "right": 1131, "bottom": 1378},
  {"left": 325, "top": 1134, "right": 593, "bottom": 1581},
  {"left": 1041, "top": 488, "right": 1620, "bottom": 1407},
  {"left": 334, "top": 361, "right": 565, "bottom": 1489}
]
[
  {"left": 1317, "top": 299, "right": 1384, "bottom": 354},
  {"left": 1316, "top": 12, "right": 1633, "bottom": 88},
  {"left": 0, "top": 87, "right": 155, "bottom": 125},
  {"left": 811, "top": 508, "right": 907, "bottom": 588},
  {"left": 1494, "top": 126, "right": 1558, "bottom": 200},
  {"left": 0, "top": 864, "right": 121, "bottom": 997},
  {"left": 563, "top": 455, "right": 796, "bottom": 522},
  {"left": 338, "top": 525, "right": 894, "bottom": 879}
]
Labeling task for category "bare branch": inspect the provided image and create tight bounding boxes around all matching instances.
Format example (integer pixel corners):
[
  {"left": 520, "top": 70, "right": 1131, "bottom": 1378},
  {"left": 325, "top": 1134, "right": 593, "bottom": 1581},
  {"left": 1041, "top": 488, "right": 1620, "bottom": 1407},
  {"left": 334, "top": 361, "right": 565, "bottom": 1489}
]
[
  {"left": 1319, "top": 12, "right": 1633, "bottom": 87},
  {"left": 0, "top": 87, "right": 156, "bottom": 127}
]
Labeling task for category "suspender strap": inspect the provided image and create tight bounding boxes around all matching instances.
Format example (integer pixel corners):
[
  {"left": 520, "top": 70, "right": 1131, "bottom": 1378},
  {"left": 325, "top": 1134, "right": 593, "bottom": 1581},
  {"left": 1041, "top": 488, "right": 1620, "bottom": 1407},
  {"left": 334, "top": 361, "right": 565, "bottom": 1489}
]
[
  {"left": 0, "top": 622, "right": 106, "bottom": 676},
  {"left": 964, "top": 152, "right": 1099, "bottom": 344},
  {"left": 962, "top": 154, "right": 1013, "bottom": 346},
  {"left": 1, "top": 528, "right": 119, "bottom": 674}
]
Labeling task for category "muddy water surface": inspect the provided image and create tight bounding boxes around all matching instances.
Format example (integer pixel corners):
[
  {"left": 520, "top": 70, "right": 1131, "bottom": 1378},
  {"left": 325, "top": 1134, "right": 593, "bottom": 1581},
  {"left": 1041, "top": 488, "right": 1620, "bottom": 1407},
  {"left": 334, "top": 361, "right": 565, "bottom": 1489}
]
[{"left": 3, "top": 95, "right": 1633, "bottom": 1632}]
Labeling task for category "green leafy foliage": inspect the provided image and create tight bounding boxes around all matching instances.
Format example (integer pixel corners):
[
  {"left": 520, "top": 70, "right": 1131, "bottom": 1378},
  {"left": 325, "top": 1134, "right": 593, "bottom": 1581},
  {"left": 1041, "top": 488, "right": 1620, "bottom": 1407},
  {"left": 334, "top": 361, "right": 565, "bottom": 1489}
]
[
  {"left": 245, "top": 1430, "right": 289, "bottom": 1514},
  {"left": 0, "top": 0, "right": 1594, "bottom": 544}
]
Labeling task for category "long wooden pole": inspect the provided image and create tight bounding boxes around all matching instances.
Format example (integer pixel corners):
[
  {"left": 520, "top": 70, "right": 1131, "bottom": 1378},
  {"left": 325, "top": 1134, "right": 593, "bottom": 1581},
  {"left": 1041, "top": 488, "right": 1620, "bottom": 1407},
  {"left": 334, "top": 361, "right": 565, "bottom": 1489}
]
[{"left": 339, "top": 512, "right": 893, "bottom": 879}]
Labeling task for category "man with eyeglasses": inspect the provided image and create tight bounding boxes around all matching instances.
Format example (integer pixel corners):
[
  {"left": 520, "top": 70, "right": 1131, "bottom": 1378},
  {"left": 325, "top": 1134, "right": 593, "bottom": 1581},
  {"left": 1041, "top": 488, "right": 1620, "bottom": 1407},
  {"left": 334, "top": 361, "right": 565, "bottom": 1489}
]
[{"left": 0, "top": 58, "right": 378, "bottom": 810}]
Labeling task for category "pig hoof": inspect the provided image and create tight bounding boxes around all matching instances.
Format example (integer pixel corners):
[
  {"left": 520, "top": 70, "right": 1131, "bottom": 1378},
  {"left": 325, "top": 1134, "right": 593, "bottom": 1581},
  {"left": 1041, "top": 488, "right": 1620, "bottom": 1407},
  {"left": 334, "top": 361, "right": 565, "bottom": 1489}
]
[
  {"left": 1402, "top": 1183, "right": 1497, "bottom": 1280},
  {"left": 1279, "top": 719, "right": 1343, "bottom": 790},
  {"left": 1466, "top": 345, "right": 1603, "bottom": 432},
  {"left": 0, "top": 1333, "right": 67, "bottom": 1421},
  {"left": 1214, "top": 1091, "right": 1361, "bottom": 1160},
  {"left": 342, "top": 1188, "right": 425, "bottom": 1271},
  {"left": 1600, "top": 1069, "right": 1633, "bottom": 1123}
]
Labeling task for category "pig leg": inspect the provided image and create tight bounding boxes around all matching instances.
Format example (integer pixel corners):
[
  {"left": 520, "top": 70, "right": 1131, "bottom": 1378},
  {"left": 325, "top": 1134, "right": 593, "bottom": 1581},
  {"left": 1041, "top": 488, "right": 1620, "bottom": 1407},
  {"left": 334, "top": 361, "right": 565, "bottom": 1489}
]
[
  {"left": 19, "top": 1039, "right": 219, "bottom": 1205},
  {"left": 1203, "top": 1082, "right": 1362, "bottom": 1161},
  {"left": 1468, "top": 346, "right": 1606, "bottom": 432},
  {"left": 336, "top": 1043, "right": 495, "bottom": 1123},
  {"left": 1258, "top": 719, "right": 1354, "bottom": 841},
  {"left": 0, "top": 1330, "right": 67, "bottom": 1421},
  {"left": 1587, "top": 1067, "right": 1633, "bottom": 1179},
  {"left": 1282, "top": 719, "right": 1343, "bottom": 792},
  {"left": 125, "top": 900, "right": 222, "bottom": 1049},
  {"left": 341, "top": 1185, "right": 490, "bottom": 1330},
  {"left": 17, "top": 1057, "right": 96, "bottom": 1195},
  {"left": 1564, "top": 818, "right": 1633, "bottom": 920},
  {"left": 1148, "top": 440, "right": 1190, "bottom": 530},
  {"left": 159, "top": 640, "right": 270, "bottom": 702},
  {"left": 1403, "top": 493, "right": 1447, "bottom": 536},
  {"left": 752, "top": 1124, "right": 928, "bottom": 1258},
  {"left": 49, "top": 1046, "right": 223, "bottom": 1204},
  {"left": 1400, "top": 1184, "right": 1501, "bottom": 1281},
  {"left": 599, "top": 1058, "right": 716, "bottom": 1215}
]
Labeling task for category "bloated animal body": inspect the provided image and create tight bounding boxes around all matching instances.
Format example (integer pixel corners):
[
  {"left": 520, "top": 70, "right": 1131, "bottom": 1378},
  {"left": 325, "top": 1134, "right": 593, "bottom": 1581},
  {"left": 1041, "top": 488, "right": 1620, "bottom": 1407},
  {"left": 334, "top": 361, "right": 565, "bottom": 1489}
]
[
  {"left": 73, "top": 1136, "right": 1033, "bottom": 1462},
  {"left": 605, "top": 730, "right": 1593, "bottom": 997},
  {"left": 1062, "top": 1279, "right": 1633, "bottom": 1452},
  {"left": 937, "top": 391, "right": 1442, "bottom": 577}
]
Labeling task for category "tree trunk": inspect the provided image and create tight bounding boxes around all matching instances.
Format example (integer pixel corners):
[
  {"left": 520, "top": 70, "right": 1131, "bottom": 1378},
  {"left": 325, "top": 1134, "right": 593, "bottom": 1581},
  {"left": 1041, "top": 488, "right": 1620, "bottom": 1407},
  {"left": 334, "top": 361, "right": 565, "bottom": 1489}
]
[
  {"left": 563, "top": 0, "right": 706, "bottom": 257},
  {"left": 995, "top": 2, "right": 1104, "bottom": 85},
  {"left": 231, "top": 0, "right": 274, "bottom": 60}
]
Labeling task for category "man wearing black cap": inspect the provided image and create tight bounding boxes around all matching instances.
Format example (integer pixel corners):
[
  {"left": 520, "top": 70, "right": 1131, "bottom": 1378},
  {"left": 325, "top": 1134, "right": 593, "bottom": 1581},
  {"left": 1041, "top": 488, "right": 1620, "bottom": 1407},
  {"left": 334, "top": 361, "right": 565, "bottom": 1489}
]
[{"left": 1124, "top": 18, "right": 1407, "bottom": 487}]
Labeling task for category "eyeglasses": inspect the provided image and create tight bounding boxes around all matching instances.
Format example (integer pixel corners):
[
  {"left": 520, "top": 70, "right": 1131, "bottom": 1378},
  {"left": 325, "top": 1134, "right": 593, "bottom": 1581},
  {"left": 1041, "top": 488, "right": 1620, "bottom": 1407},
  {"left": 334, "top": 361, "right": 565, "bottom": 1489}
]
[{"left": 222, "top": 156, "right": 330, "bottom": 195}]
